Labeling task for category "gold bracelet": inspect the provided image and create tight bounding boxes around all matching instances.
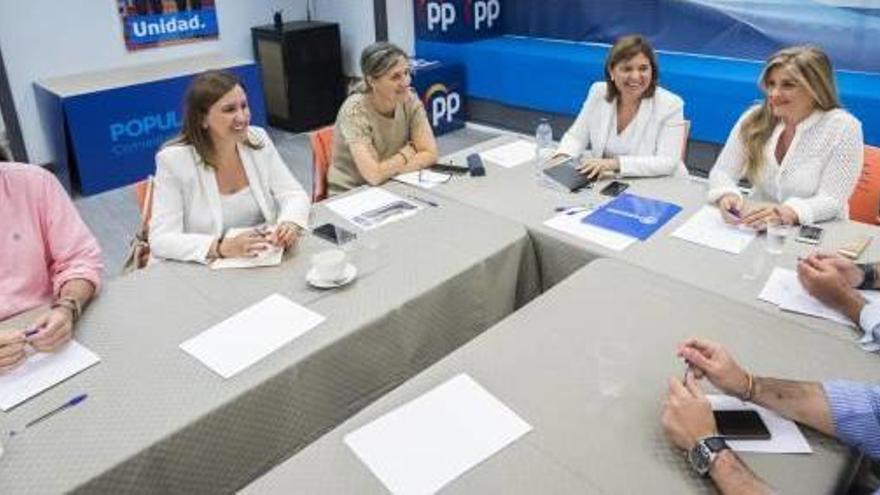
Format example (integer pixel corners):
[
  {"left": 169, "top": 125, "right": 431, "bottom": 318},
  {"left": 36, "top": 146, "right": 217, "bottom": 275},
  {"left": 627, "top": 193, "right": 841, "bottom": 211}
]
[{"left": 741, "top": 373, "right": 755, "bottom": 402}]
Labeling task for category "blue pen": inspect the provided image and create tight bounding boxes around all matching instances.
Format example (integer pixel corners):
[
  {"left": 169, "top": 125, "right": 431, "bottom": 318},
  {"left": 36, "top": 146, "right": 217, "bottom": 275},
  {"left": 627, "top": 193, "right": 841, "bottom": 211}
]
[
  {"left": 24, "top": 327, "right": 41, "bottom": 338},
  {"left": 25, "top": 394, "right": 88, "bottom": 429},
  {"left": 728, "top": 207, "right": 742, "bottom": 219}
]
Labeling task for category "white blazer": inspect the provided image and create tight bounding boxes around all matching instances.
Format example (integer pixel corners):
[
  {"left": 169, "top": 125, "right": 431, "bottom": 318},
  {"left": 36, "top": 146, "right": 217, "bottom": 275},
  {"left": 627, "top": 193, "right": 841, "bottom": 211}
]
[
  {"left": 150, "top": 126, "right": 311, "bottom": 263},
  {"left": 556, "top": 82, "right": 687, "bottom": 177}
]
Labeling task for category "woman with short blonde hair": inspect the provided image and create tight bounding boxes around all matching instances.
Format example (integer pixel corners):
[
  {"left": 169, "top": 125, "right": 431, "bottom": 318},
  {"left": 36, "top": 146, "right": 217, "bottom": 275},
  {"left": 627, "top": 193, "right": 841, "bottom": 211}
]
[
  {"left": 328, "top": 42, "right": 438, "bottom": 196},
  {"left": 709, "top": 46, "right": 863, "bottom": 227}
]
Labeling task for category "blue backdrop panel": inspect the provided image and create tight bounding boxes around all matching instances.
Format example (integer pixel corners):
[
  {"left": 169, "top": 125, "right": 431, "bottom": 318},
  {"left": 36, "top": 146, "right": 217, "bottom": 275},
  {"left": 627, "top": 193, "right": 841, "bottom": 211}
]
[
  {"left": 501, "top": 0, "right": 880, "bottom": 73},
  {"left": 412, "top": 60, "right": 467, "bottom": 136},
  {"left": 56, "top": 64, "right": 264, "bottom": 196},
  {"left": 413, "top": 0, "right": 504, "bottom": 42},
  {"left": 416, "top": 36, "right": 880, "bottom": 146}
]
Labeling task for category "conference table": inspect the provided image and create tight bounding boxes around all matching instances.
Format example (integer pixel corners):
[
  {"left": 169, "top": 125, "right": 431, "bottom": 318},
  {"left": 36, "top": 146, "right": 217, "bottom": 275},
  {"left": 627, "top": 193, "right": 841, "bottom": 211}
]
[
  {"left": 423, "top": 134, "right": 880, "bottom": 344},
  {"left": 243, "top": 258, "right": 878, "bottom": 494},
  {"left": 0, "top": 183, "right": 539, "bottom": 494}
]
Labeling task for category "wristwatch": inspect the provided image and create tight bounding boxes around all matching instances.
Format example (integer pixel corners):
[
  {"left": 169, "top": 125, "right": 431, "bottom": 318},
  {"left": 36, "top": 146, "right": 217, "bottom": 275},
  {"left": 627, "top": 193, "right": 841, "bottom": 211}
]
[
  {"left": 688, "top": 436, "right": 730, "bottom": 477},
  {"left": 857, "top": 263, "right": 876, "bottom": 290}
]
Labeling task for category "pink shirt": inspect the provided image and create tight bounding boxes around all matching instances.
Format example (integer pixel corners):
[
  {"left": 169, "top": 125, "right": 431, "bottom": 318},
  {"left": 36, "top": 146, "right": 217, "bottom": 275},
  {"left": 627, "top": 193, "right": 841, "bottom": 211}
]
[{"left": 0, "top": 163, "right": 103, "bottom": 320}]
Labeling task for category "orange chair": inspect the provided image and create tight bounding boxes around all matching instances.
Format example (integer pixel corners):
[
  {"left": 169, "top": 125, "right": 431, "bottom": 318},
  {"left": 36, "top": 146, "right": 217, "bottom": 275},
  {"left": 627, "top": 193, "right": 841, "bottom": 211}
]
[
  {"left": 848, "top": 145, "right": 880, "bottom": 225},
  {"left": 133, "top": 175, "right": 154, "bottom": 223},
  {"left": 123, "top": 176, "right": 154, "bottom": 273},
  {"left": 309, "top": 126, "right": 334, "bottom": 202}
]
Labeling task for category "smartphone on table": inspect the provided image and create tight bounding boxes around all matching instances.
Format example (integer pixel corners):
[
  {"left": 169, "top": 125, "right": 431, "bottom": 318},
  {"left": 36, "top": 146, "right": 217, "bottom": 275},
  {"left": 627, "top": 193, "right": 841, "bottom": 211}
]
[
  {"left": 796, "top": 225, "right": 824, "bottom": 245},
  {"left": 713, "top": 409, "right": 771, "bottom": 440},
  {"left": 312, "top": 223, "right": 356, "bottom": 245},
  {"left": 600, "top": 180, "right": 629, "bottom": 196}
]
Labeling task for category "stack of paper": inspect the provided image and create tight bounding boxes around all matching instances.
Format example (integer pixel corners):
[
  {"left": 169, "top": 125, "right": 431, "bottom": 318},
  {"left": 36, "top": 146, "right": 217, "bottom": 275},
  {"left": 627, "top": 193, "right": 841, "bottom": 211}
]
[
  {"left": 345, "top": 374, "right": 532, "bottom": 494},
  {"left": 759, "top": 267, "right": 880, "bottom": 327},
  {"left": 210, "top": 226, "right": 283, "bottom": 270},
  {"left": 708, "top": 395, "right": 811, "bottom": 453},
  {"left": 0, "top": 341, "right": 100, "bottom": 411},
  {"left": 544, "top": 209, "right": 637, "bottom": 251},
  {"left": 325, "top": 188, "right": 422, "bottom": 231},
  {"left": 671, "top": 206, "right": 755, "bottom": 254},
  {"left": 180, "top": 294, "right": 325, "bottom": 378},
  {"left": 479, "top": 140, "right": 535, "bottom": 168}
]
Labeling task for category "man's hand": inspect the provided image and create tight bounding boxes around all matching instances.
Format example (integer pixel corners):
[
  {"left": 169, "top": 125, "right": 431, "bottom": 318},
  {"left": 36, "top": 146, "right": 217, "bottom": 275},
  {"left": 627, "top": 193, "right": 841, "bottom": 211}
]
[
  {"left": 0, "top": 331, "right": 28, "bottom": 372},
  {"left": 662, "top": 372, "right": 718, "bottom": 450},
  {"left": 801, "top": 252, "right": 863, "bottom": 287},
  {"left": 29, "top": 307, "right": 75, "bottom": 353},
  {"left": 797, "top": 257, "right": 866, "bottom": 322},
  {"left": 677, "top": 338, "right": 750, "bottom": 398}
]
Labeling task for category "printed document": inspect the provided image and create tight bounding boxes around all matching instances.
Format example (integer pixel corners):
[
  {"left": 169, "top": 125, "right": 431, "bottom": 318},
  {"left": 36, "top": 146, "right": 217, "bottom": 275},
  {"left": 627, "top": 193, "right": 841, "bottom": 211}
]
[
  {"left": 326, "top": 188, "right": 422, "bottom": 231},
  {"left": 544, "top": 209, "right": 636, "bottom": 251}
]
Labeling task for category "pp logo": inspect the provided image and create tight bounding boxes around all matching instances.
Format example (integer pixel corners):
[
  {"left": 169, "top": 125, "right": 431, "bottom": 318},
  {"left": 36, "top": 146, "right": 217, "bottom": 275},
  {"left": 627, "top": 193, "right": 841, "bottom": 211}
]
[
  {"left": 471, "top": 0, "right": 500, "bottom": 31},
  {"left": 426, "top": 1, "right": 456, "bottom": 32},
  {"left": 424, "top": 84, "right": 461, "bottom": 127}
]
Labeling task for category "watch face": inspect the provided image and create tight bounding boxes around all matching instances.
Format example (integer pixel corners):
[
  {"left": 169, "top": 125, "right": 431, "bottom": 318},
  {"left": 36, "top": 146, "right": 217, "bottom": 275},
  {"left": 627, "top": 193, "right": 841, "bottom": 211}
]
[{"left": 688, "top": 443, "right": 711, "bottom": 476}]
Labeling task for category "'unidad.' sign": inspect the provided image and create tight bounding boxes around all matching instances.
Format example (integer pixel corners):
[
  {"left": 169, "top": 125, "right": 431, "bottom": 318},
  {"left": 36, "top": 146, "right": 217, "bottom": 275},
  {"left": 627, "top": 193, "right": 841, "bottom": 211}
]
[{"left": 118, "top": 1, "right": 219, "bottom": 51}]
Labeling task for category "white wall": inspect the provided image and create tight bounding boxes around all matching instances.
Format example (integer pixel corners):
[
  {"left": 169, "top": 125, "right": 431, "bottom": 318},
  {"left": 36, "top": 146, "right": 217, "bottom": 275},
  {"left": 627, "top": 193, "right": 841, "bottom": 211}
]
[
  {"left": 386, "top": 0, "right": 415, "bottom": 55},
  {"left": 0, "top": 0, "right": 304, "bottom": 166},
  {"left": 313, "top": 0, "right": 375, "bottom": 76}
]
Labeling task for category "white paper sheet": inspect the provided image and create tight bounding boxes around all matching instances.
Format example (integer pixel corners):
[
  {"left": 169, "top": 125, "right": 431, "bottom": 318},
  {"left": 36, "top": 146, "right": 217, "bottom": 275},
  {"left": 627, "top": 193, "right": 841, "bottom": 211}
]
[
  {"left": 708, "top": 395, "right": 812, "bottom": 454},
  {"left": 393, "top": 170, "right": 446, "bottom": 189},
  {"left": 325, "top": 188, "right": 422, "bottom": 231},
  {"left": 671, "top": 206, "right": 755, "bottom": 254},
  {"left": 758, "top": 267, "right": 880, "bottom": 327},
  {"left": 479, "top": 140, "right": 536, "bottom": 168},
  {"left": 180, "top": 294, "right": 325, "bottom": 379},
  {"left": 345, "top": 374, "right": 532, "bottom": 494},
  {"left": 0, "top": 341, "right": 100, "bottom": 411},
  {"left": 210, "top": 227, "right": 283, "bottom": 270},
  {"left": 544, "top": 209, "right": 637, "bottom": 251}
]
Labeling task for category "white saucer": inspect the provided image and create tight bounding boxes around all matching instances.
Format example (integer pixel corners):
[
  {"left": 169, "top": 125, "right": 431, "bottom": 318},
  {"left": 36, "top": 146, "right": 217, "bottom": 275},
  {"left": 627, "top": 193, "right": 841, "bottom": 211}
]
[{"left": 306, "top": 263, "right": 357, "bottom": 289}]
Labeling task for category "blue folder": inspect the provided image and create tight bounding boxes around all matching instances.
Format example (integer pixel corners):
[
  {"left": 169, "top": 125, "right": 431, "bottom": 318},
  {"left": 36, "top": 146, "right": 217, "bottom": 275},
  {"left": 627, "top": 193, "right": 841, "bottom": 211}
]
[{"left": 582, "top": 193, "right": 682, "bottom": 241}]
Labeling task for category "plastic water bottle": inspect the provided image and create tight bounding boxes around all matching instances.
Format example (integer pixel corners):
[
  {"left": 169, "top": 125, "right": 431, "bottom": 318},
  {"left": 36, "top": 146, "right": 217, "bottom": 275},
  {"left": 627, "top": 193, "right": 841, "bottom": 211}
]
[{"left": 534, "top": 118, "right": 554, "bottom": 182}]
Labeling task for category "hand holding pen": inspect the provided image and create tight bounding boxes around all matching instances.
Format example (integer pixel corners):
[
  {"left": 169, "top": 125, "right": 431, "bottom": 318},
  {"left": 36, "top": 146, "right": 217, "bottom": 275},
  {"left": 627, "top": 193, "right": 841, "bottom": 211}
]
[{"left": 717, "top": 194, "right": 744, "bottom": 225}]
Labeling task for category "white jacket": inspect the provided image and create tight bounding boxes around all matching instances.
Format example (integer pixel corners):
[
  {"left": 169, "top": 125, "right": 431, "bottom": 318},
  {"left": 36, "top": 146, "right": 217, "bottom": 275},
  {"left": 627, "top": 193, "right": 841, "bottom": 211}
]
[
  {"left": 556, "top": 82, "right": 687, "bottom": 177},
  {"left": 150, "top": 126, "right": 311, "bottom": 263},
  {"left": 707, "top": 107, "right": 863, "bottom": 224}
]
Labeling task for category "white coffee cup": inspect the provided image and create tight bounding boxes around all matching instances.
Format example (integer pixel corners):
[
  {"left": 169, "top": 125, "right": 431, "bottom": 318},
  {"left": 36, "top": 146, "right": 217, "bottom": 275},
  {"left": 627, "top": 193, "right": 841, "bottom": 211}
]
[{"left": 311, "top": 249, "right": 347, "bottom": 282}]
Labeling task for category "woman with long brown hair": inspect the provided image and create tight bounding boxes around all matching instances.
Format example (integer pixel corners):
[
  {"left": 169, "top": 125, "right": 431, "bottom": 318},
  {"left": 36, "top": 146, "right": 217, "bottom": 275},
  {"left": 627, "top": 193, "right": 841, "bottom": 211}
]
[
  {"left": 709, "top": 46, "right": 863, "bottom": 228},
  {"left": 150, "top": 70, "right": 310, "bottom": 263}
]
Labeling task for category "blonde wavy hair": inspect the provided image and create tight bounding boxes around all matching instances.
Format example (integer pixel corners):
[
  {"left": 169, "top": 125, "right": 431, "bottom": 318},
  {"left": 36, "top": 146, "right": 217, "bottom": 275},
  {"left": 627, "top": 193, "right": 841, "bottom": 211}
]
[{"left": 739, "top": 46, "right": 840, "bottom": 182}]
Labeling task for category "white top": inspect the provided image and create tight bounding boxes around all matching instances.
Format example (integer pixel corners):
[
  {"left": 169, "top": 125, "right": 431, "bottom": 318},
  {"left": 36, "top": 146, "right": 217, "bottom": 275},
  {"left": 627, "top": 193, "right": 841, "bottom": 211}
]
[
  {"left": 603, "top": 111, "right": 636, "bottom": 158},
  {"left": 220, "top": 186, "right": 265, "bottom": 231},
  {"left": 556, "top": 82, "right": 687, "bottom": 177},
  {"left": 150, "top": 126, "right": 311, "bottom": 263},
  {"left": 707, "top": 107, "right": 864, "bottom": 224}
]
